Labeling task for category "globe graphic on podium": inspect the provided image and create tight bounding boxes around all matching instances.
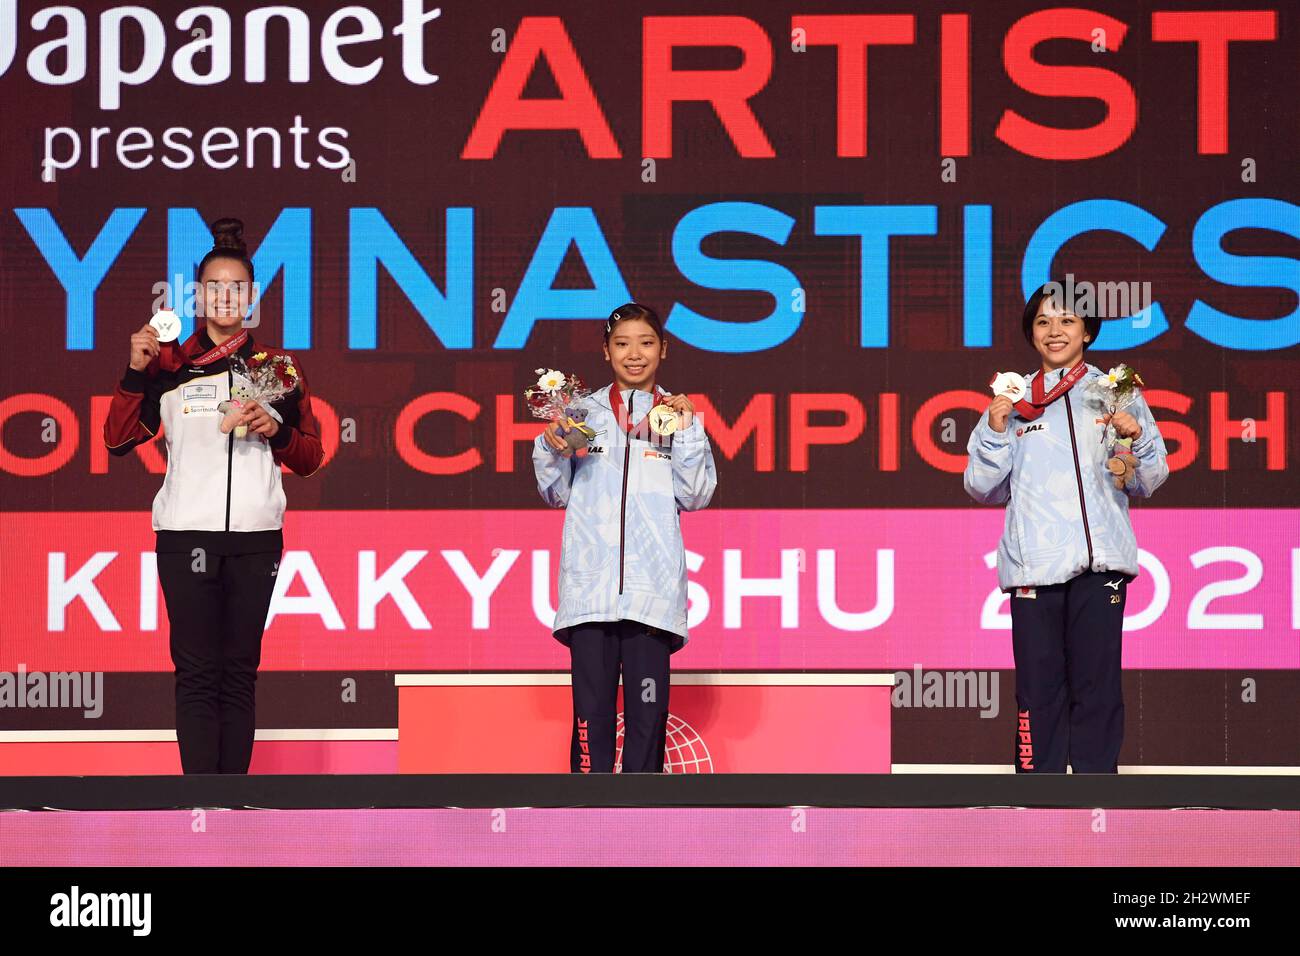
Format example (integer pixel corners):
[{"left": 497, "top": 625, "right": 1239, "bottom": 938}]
[{"left": 614, "top": 713, "right": 714, "bottom": 773}]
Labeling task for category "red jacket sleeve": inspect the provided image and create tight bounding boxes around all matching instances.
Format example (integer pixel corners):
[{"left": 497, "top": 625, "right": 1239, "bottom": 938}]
[
  {"left": 103, "top": 366, "right": 162, "bottom": 456},
  {"left": 267, "top": 359, "right": 325, "bottom": 477}
]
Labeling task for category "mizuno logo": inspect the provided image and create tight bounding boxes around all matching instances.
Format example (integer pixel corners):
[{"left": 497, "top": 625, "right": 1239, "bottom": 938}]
[{"left": 1104, "top": 579, "right": 1122, "bottom": 590}]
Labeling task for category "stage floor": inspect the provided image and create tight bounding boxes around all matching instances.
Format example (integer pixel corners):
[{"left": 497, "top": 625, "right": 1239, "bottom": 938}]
[
  {"left": 2, "top": 772, "right": 1299, "bottom": 811},
  {"left": 1, "top": 775, "right": 1296, "bottom": 866},
  {"left": 1, "top": 807, "right": 1296, "bottom": 867}
]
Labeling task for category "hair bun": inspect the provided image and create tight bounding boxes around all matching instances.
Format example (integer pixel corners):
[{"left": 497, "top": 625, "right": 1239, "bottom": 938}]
[{"left": 210, "top": 217, "right": 247, "bottom": 255}]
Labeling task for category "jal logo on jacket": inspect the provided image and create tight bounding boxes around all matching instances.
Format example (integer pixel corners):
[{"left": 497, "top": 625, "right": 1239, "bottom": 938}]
[{"left": 1015, "top": 422, "right": 1050, "bottom": 438}]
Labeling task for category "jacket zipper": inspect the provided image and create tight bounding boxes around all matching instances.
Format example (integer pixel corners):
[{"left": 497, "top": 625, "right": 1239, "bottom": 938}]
[
  {"left": 618, "top": 391, "right": 633, "bottom": 595},
  {"left": 224, "top": 366, "right": 234, "bottom": 532},
  {"left": 1064, "top": 397, "right": 1094, "bottom": 570}
]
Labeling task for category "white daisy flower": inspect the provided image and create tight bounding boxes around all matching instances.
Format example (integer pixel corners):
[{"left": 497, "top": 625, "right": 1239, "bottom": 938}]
[
  {"left": 537, "top": 370, "right": 566, "bottom": 392},
  {"left": 1100, "top": 367, "right": 1122, "bottom": 389}
]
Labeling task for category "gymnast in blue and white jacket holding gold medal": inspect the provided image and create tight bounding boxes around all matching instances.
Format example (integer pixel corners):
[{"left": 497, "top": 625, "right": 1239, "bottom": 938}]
[{"left": 532, "top": 304, "right": 717, "bottom": 773}]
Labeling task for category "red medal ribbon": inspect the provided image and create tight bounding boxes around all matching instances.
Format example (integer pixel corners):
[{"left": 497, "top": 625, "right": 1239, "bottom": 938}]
[
  {"left": 608, "top": 385, "right": 667, "bottom": 436},
  {"left": 1012, "top": 360, "right": 1087, "bottom": 421},
  {"left": 188, "top": 328, "right": 250, "bottom": 366}
]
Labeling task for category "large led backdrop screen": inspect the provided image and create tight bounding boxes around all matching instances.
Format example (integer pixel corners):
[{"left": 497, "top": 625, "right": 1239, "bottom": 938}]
[{"left": 0, "top": 0, "right": 1296, "bottom": 770}]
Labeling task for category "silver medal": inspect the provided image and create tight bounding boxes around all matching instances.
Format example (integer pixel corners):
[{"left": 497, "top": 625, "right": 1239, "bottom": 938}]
[{"left": 149, "top": 309, "right": 181, "bottom": 343}]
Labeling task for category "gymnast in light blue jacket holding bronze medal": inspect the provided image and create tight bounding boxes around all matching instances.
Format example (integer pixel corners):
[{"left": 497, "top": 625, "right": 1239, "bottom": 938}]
[
  {"left": 965, "top": 281, "right": 1170, "bottom": 773},
  {"left": 532, "top": 304, "right": 718, "bottom": 773}
]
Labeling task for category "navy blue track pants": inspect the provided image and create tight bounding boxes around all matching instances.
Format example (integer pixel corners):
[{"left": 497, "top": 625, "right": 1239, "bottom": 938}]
[
  {"left": 1009, "top": 571, "right": 1128, "bottom": 774},
  {"left": 568, "top": 620, "right": 671, "bottom": 774}
]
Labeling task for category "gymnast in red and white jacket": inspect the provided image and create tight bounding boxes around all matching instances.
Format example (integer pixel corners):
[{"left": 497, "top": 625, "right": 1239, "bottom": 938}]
[
  {"left": 103, "top": 216, "right": 322, "bottom": 775},
  {"left": 104, "top": 325, "right": 323, "bottom": 551}
]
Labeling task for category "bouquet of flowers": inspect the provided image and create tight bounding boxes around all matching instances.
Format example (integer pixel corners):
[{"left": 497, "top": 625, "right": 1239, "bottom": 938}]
[
  {"left": 218, "top": 352, "right": 300, "bottom": 438},
  {"left": 526, "top": 368, "right": 597, "bottom": 453},
  {"left": 1087, "top": 364, "right": 1145, "bottom": 489}
]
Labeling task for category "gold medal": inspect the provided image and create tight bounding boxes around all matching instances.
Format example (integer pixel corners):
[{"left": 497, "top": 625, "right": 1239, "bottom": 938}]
[{"left": 647, "top": 403, "right": 678, "bottom": 437}]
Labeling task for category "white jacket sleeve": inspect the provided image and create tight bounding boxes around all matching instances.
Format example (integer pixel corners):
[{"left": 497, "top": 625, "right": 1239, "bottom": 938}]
[
  {"left": 532, "top": 433, "right": 574, "bottom": 508},
  {"left": 1125, "top": 394, "right": 1170, "bottom": 499},
  {"left": 671, "top": 418, "right": 717, "bottom": 511},
  {"left": 963, "top": 409, "right": 1013, "bottom": 505}
]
